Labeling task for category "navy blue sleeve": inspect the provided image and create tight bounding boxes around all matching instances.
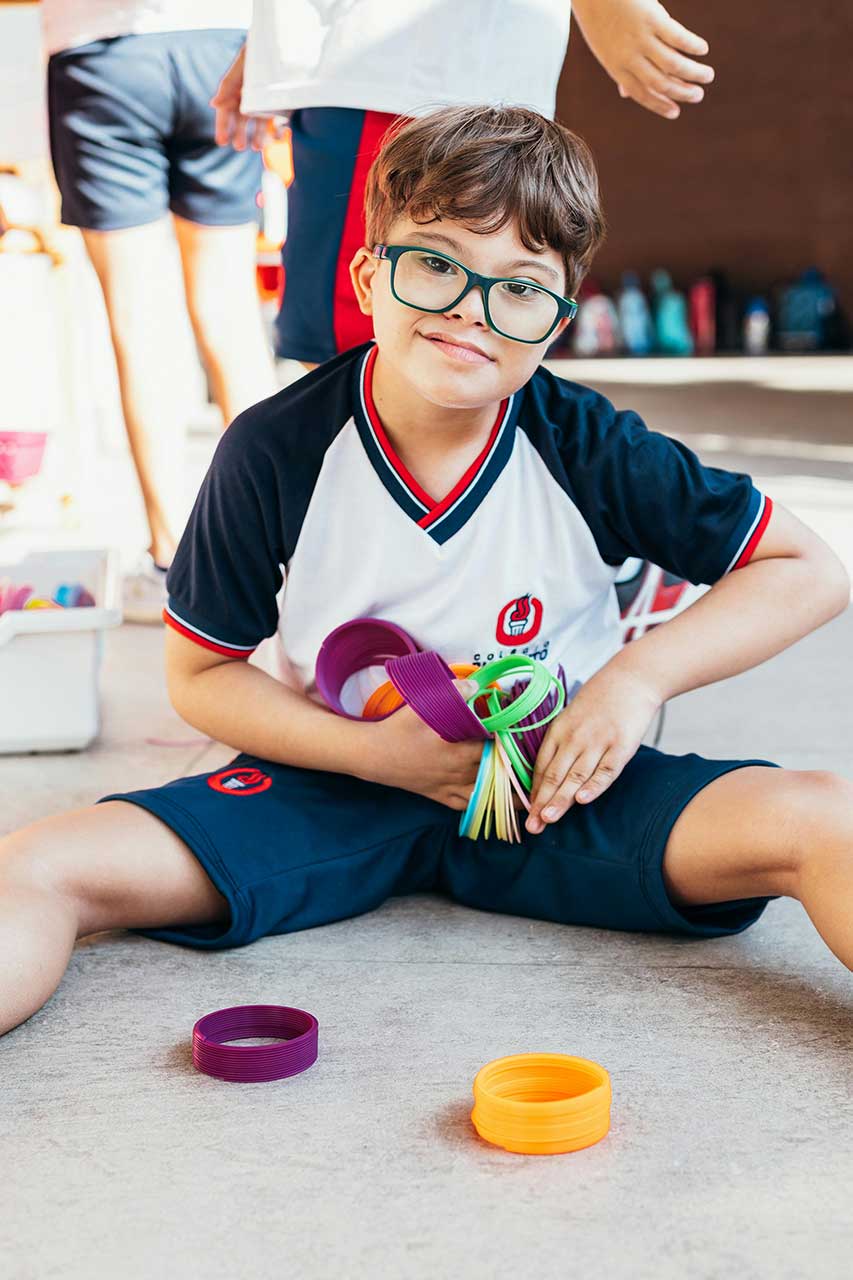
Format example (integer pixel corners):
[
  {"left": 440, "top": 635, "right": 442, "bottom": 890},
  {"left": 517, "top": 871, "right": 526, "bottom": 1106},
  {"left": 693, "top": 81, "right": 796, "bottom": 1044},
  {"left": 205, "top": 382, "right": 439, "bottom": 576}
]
[
  {"left": 164, "top": 407, "right": 285, "bottom": 658},
  {"left": 528, "top": 371, "right": 772, "bottom": 586}
]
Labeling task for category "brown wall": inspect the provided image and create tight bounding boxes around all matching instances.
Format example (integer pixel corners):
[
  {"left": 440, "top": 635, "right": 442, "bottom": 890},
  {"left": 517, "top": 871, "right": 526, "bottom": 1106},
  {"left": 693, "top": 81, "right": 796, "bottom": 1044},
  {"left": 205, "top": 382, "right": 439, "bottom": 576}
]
[{"left": 556, "top": 1, "right": 853, "bottom": 320}]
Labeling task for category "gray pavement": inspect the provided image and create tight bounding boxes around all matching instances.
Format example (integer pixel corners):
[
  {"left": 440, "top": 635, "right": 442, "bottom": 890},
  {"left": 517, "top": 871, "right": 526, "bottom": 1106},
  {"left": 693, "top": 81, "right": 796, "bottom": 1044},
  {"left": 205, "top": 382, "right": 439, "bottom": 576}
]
[{"left": 1, "top": 359, "right": 852, "bottom": 1278}]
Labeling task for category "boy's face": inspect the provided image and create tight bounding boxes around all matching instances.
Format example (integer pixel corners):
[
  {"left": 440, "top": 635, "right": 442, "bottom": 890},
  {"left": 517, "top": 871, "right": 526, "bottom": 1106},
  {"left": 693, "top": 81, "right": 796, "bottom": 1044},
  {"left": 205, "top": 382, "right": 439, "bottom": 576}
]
[{"left": 350, "top": 216, "right": 571, "bottom": 410}]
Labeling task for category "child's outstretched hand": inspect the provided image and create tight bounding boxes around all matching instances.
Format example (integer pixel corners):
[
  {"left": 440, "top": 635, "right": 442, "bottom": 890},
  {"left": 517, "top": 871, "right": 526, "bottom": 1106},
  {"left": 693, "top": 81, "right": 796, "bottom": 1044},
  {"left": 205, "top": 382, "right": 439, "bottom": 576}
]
[
  {"left": 361, "top": 680, "right": 485, "bottom": 810},
  {"left": 525, "top": 666, "right": 662, "bottom": 834},
  {"left": 572, "top": 0, "right": 715, "bottom": 120}
]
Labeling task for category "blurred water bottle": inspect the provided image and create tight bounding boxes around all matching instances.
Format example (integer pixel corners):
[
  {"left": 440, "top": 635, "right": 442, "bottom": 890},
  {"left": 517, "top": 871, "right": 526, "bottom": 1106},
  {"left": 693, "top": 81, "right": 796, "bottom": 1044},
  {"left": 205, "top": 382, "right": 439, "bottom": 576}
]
[
  {"left": 617, "top": 272, "right": 653, "bottom": 355},
  {"left": 688, "top": 276, "right": 716, "bottom": 354},
  {"left": 743, "top": 297, "right": 771, "bottom": 355},
  {"left": 776, "top": 268, "right": 837, "bottom": 351},
  {"left": 709, "top": 269, "right": 741, "bottom": 351},
  {"left": 573, "top": 291, "right": 621, "bottom": 356},
  {"left": 651, "top": 269, "right": 693, "bottom": 355}
]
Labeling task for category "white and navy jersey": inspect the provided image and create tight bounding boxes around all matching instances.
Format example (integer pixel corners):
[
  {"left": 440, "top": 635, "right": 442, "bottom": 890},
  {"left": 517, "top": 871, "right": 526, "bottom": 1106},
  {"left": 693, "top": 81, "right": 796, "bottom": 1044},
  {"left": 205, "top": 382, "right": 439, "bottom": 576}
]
[{"left": 165, "top": 342, "right": 772, "bottom": 699}]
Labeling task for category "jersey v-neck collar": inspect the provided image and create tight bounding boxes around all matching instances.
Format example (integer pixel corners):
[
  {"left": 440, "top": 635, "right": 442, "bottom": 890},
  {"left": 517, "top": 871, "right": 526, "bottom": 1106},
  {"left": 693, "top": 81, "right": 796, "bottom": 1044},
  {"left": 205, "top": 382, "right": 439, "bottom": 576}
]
[{"left": 351, "top": 343, "right": 521, "bottom": 546}]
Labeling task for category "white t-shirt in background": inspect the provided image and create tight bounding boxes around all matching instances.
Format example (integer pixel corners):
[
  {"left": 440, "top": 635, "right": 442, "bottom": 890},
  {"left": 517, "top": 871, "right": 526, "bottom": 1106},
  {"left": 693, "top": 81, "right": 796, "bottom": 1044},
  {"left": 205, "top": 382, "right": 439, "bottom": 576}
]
[
  {"left": 242, "top": 0, "right": 573, "bottom": 120},
  {"left": 42, "top": 1, "right": 252, "bottom": 56}
]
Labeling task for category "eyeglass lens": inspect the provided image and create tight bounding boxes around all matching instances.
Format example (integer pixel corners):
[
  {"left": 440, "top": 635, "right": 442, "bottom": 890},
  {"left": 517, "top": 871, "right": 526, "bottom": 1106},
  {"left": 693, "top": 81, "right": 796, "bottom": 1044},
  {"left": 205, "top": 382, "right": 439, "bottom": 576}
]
[{"left": 393, "top": 250, "right": 560, "bottom": 342}]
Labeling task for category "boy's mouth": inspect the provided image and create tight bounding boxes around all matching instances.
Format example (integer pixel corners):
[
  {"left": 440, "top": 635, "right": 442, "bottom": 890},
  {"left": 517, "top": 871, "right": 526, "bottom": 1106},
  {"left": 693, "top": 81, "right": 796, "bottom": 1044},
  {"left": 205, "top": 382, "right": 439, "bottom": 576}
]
[{"left": 420, "top": 330, "right": 494, "bottom": 364}]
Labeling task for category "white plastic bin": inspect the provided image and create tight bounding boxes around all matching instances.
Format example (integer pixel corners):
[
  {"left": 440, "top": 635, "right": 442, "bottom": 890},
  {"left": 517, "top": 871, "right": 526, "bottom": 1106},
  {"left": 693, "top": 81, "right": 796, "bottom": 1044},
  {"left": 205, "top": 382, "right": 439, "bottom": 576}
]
[{"left": 0, "top": 549, "right": 121, "bottom": 753}]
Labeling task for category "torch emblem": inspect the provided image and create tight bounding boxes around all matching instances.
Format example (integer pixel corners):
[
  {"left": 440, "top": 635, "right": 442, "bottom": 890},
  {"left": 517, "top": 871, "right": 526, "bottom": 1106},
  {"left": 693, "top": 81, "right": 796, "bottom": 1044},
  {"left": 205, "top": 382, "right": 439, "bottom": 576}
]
[
  {"left": 495, "top": 594, "right": 543, "bottom": 646},
  {"left": 207, "top": 767, "right": 273, "bottom": 796}
]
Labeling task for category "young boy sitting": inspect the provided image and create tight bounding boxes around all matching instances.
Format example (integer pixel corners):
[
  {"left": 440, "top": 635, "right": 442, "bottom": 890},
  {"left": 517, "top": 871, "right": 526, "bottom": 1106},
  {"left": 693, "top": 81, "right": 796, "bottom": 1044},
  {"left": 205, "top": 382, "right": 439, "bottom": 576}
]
[{"left": 1, "top": 106, "right": 851, "bottom": 1038}]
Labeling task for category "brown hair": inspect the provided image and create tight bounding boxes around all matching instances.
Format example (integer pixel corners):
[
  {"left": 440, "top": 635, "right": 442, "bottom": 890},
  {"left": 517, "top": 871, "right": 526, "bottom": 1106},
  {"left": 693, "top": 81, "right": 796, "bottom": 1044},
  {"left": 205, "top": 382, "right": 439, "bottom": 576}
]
[{"left": 363, "top": 105, "right": 606, "bottom": 296}]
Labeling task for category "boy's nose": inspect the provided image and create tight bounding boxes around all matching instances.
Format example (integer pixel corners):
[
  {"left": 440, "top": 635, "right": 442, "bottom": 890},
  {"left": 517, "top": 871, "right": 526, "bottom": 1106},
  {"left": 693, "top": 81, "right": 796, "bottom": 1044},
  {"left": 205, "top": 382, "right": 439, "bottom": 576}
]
[{"left": 445, "top": 283, "right": 488, "bottom": 327}]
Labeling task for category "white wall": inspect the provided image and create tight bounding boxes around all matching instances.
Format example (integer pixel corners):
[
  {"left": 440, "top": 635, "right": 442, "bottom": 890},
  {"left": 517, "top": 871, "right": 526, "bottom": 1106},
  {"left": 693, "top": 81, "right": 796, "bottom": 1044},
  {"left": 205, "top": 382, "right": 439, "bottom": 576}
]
[{"left": 0, "top": 3, "right": 48, "bottom": 166}]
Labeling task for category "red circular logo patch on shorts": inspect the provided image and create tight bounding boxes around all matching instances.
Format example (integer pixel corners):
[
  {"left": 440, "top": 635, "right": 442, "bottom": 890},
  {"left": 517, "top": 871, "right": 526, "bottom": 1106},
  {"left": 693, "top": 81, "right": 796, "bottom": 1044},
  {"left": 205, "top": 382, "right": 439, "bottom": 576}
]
[{"left": 207, "top": 767, "right": 272, "bottom": 796}]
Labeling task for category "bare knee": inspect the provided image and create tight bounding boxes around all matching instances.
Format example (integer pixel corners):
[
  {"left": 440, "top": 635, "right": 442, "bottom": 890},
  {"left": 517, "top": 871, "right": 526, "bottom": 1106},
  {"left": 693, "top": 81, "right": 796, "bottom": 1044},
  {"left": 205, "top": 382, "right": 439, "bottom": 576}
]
[
  {"left": 783, "top": 770, "right": 853, "bottom": 888},
  {"left": 787, "top": 770, "right": 853, "bottom": 841},
  {"left": 0, "top": 824, "right": 79, "bottom": 922}
]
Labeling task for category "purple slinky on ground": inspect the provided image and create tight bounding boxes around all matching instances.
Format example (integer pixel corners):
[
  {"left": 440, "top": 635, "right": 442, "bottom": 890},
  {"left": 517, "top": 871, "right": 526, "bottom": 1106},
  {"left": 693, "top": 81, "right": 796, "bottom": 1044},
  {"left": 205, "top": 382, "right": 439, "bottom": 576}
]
[
  {"left": 192, "top": 1005, "right": 319, "bottom": 1083},
  {"left": 315, "top": 616, "right": 419, "bottom": 719}
]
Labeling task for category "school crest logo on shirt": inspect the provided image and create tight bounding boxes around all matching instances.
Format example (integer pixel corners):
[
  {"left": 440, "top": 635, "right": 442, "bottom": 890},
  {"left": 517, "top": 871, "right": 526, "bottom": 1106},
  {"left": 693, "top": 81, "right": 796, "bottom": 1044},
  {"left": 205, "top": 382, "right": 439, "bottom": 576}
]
[
  {"left": 207, "top": 767, "right": 272, "bottom": 796},
  {"left": 495, "top": 594, "right": 543, "bottom": 646}
]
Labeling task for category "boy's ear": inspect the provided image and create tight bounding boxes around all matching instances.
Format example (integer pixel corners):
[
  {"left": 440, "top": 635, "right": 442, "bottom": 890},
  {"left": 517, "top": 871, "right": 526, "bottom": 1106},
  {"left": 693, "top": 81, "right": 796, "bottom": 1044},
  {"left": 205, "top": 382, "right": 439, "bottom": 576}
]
[
  {"left": 552, "top": 314, "right": 571, "bottom": 343},
  {"left": 349, "top": 246, "right": 378, "bottom": 316}
]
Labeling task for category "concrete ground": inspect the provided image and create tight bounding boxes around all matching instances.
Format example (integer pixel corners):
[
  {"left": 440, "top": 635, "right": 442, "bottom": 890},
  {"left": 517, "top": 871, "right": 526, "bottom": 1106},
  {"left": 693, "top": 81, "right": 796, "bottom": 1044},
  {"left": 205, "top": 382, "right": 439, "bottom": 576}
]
[{"left": 1, "top": 359, "right": 852, "bottom": 1279}]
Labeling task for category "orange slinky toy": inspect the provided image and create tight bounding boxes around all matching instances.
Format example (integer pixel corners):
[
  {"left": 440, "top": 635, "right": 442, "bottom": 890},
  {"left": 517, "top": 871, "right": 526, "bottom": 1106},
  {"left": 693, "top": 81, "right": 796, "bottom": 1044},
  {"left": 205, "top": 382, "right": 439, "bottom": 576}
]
[{"left": 471, "top": 1053, "right": 611, "bottom": 1155}]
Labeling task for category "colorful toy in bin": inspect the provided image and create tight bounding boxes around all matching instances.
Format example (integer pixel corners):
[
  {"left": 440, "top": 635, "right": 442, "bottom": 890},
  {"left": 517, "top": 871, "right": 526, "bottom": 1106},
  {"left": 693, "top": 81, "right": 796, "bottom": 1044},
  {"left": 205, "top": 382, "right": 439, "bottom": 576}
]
[
  {"left": 0, "top": 549, "right": 121, "bottom": 755},
  {"left": 315, "top": 618, "right": 581, "bottom": 843},
  {"left": 0, "top": 579, "right": 95, "bottom": 615},
  {"left": 0, "top": 583, "right": 34, "bottom": 613}
]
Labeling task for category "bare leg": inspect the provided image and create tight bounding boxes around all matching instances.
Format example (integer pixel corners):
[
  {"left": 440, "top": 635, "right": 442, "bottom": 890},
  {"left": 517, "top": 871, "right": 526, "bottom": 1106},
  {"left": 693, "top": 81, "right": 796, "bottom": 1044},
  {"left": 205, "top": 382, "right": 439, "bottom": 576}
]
[
  {"left": 0, "top": 803, "right": 228, "bottom": 1037},
  {"left": 82, "top": 219, "right": 194, "bottom": 567},
  {"left": 173, "top": 215, "right": 276, "bottom": 426},
  {"left": 662, "top": 767, "right": 853, "bottom": 970}
]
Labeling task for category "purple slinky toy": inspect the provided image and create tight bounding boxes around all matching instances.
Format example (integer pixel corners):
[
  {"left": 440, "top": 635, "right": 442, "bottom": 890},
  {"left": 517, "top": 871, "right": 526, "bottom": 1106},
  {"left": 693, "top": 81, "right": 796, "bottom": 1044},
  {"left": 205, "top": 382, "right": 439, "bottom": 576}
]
[
  {"left": 192, "top": 1005, "right": 319, "bottom": 1083},
  {"left": 315, "top": 616, "right": 418, "bottom": 719},
  {"left": 385, "top": 650, "right": 488, "bottom": 742}
]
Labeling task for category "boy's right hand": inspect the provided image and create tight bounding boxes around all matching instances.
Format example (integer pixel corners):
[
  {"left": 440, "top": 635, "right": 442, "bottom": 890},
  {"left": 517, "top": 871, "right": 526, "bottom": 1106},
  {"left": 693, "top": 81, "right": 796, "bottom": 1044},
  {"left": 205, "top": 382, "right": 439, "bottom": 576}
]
[{"left": 357, "top": 680, "right": 484, "bottom": 810}]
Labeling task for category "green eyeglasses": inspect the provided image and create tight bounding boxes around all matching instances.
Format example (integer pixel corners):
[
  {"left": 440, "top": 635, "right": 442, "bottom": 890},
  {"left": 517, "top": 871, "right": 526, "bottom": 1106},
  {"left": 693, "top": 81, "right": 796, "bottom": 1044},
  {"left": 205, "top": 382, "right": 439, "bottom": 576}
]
[{"left": 373, "top": 244, "right": 578, "bottom": 345}]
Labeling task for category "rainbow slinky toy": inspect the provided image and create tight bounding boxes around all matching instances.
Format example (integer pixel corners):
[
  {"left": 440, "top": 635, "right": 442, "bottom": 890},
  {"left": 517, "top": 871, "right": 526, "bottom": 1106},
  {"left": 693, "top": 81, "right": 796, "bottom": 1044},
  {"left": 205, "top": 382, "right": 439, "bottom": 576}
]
[{"left": 315, "top": 618, "right": 580, "bottom": 843}]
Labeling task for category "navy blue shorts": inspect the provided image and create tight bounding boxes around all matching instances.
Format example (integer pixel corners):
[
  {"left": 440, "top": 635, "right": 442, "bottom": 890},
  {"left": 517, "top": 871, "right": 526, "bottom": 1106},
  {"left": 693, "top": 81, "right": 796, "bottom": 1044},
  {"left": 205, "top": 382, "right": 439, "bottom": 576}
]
[
  {"left": 276, "top": 107, "right": 403, "bottom": 363},
  {"left": 101, "top": 746, "right": 777, "bottom": 950},
  {"left": 47, "top": 30, "right": 262, "bottom": 231}
]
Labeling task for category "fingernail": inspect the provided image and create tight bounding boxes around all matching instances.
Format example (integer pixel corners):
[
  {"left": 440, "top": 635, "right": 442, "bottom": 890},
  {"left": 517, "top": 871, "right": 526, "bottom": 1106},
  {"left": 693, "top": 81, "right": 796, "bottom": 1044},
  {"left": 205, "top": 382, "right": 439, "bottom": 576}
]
[
  {"left": 542, "top": 806, "right": 557, "bottom": 820},
  {"left": 667, "top": 107, "right": 680, "bottom": 119},
  {"left": 576, "top": 790, "right": 590, "bottom": 802}
]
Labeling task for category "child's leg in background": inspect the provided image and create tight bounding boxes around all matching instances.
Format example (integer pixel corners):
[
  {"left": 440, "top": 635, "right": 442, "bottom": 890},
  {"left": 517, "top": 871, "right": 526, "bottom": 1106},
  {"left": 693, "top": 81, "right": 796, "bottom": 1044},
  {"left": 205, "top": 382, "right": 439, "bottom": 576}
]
[
  {"left": 173, "top": 215, "right": 277, "bottom": 424},
  {"left": 0, "top": 804, "right": 228, "bottom": 1038},
  {"left": 48, "top": 30, "right": 271, "bottom": 567},
  {"left": 662, "top": 765, "right": 853, "bottom": 970},
  {"left": 82, "top": 220, "right": 195, "bottom": 566}
]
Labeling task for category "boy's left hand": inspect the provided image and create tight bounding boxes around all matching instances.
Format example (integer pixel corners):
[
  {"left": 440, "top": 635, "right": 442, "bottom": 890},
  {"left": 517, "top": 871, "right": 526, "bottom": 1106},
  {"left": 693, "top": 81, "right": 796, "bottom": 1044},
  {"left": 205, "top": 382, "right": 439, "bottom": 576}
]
[{"left": 525, "top": 666, "right": 662, "bottom": 834}]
